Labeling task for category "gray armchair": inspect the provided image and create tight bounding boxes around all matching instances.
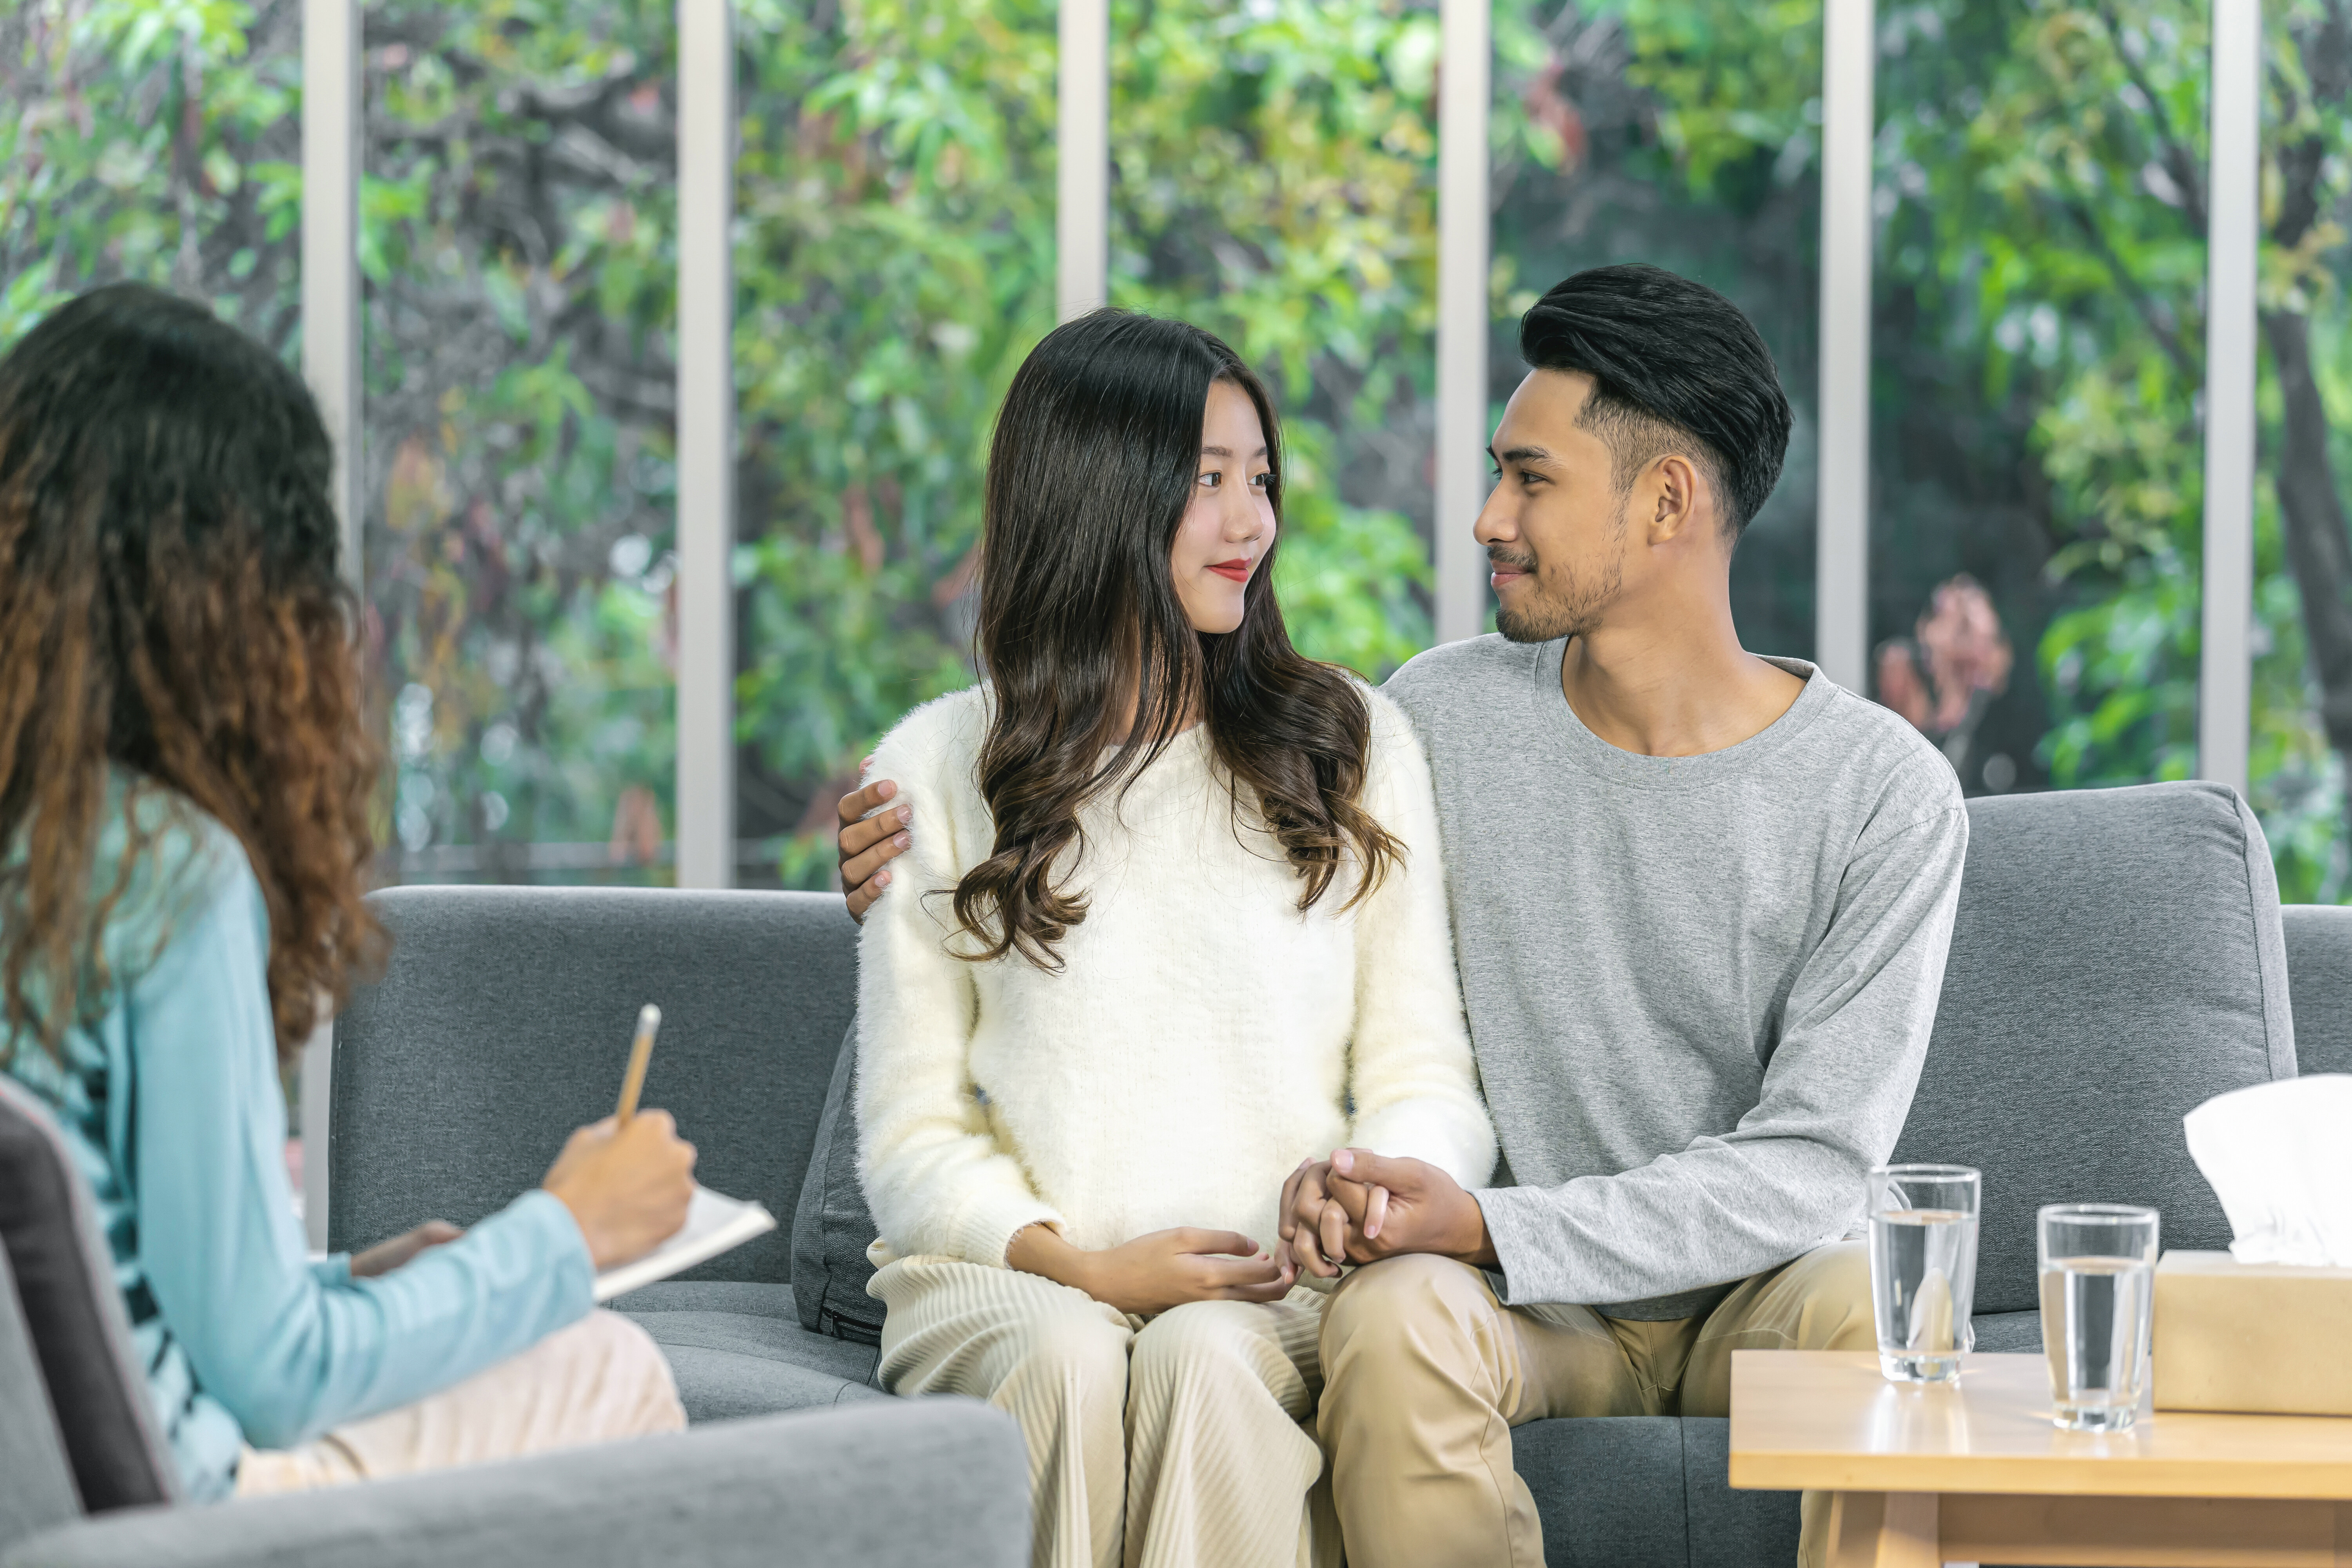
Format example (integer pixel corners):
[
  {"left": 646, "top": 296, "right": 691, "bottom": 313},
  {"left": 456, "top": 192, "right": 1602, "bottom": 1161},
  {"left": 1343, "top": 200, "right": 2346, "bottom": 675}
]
[{"left": 0, "top": 1079, "right": 1029, "bottom": 1568}]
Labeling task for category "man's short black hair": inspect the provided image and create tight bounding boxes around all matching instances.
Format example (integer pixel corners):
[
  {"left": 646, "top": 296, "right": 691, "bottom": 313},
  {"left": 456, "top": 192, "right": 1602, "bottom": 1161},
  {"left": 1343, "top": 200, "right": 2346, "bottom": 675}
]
[{"left": 1517, "top": 263, "right": 1792, "bottom": 535}]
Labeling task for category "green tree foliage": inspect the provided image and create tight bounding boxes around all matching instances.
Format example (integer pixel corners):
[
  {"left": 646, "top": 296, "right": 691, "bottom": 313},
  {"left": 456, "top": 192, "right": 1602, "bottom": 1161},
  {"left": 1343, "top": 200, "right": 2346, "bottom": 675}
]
[
  {"left": 1110, "top": 0, "right": 1440, "bottom": 688},
  {"left": 732, "top": 0, "right": 1447, "bottom": 886},
  {"left": 15, "top": 0, "right": 2352, "bottom": 900},
  {"left": 363, "top": 1, "right": 682, "bottom": 880}
]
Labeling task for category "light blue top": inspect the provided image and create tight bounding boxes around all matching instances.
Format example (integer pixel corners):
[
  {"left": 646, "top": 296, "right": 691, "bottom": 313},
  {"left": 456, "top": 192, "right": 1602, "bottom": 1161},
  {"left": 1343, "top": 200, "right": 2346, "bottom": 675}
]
[{"left": 2, "top": 777, "right": 593, "bottom": 1502}]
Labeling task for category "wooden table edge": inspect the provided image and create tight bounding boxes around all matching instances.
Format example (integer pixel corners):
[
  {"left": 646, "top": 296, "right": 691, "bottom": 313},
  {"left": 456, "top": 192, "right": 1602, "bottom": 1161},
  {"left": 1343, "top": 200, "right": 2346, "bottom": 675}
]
[{"left": 1729, "top": 1454, "right": 2352, "bottom": 1501}]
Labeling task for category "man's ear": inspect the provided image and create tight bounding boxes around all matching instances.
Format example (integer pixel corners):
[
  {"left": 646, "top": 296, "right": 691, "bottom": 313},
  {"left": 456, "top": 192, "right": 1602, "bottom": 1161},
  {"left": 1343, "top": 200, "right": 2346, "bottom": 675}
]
[{"left": 1644, "top": 452, "right": 1706, "bottom": 546}]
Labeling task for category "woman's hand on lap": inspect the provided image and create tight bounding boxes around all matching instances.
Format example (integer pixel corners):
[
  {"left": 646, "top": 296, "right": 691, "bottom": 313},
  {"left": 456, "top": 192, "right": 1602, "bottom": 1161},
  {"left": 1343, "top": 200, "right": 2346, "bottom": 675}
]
[{"left": 1009, "top": 1223, "right": 1286, "bottom": 1316}]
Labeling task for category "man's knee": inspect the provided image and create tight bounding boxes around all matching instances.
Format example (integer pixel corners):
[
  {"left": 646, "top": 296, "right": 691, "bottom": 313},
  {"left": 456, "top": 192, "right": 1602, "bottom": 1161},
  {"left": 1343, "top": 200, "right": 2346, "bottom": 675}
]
[{"left": 1327, "top": 1250, "right": 1486, "bottom": 1363}]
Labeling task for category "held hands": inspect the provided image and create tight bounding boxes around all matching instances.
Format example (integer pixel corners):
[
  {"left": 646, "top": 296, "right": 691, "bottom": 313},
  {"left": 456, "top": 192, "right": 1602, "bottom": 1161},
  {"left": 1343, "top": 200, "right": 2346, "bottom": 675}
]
[
  {"left": 541, "top": 1111, "right": 698, "bottom": 1270},
  {"left": 1278, "top": 1149, "right": 1498, "bottom": 1274},
  {"left": 1008, "top": 1223, "right": 1288, "bottom": 1316}
]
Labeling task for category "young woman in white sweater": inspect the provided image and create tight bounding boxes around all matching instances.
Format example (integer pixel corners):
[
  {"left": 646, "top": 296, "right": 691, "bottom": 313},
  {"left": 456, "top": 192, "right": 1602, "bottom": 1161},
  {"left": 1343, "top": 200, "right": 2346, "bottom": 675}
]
[{"left": 853, "top": 310, "right": 1493, "bottom": 1568}]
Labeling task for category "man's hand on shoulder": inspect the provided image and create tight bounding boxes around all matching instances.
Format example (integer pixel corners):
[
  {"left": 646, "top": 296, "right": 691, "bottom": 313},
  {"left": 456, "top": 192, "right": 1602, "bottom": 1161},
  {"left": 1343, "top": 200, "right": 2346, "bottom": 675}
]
[
  {"left": 1319, "top": 1149, "right": 1499, "bottom": 1269},
  {"left": 837, "top": 759, "right": 912, "bottom": 923}
]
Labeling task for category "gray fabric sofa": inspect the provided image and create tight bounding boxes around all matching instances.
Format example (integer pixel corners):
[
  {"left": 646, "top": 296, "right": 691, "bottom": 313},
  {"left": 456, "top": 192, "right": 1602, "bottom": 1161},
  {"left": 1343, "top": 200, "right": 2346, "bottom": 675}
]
[
  {"left": 0, "top": 1083, "right": 1029, "bottom": 1568},
  {"left": 327, "top": 779, "right": 2331, "bottom": 1567}
]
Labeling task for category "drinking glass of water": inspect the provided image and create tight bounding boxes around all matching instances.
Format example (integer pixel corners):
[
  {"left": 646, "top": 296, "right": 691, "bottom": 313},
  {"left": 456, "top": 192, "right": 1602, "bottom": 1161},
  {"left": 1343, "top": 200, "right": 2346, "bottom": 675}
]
[
  {"left": 2038, "top": 1203, "right": 2159, "bottom": 1431},
  {"left": 1867, "top": 1163, "right": 1980, "bottom": 1383}
]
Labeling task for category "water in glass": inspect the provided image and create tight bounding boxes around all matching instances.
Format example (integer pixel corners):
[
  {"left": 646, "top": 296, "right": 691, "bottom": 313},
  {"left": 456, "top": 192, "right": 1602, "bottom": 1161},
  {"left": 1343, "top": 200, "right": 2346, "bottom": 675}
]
[
  {"left": 1869, "top": 1207, "right": 1978, "bottom": 1382},
  {"left": 2040, "top": 1254, "right": 2155, "bottom": 1430}
]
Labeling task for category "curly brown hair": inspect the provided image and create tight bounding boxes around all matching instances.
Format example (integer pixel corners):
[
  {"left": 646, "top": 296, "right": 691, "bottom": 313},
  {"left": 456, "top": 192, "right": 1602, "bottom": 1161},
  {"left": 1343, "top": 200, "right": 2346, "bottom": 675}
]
[{"left": 0, "top": 284, "right": 383, "bottom": 1069}]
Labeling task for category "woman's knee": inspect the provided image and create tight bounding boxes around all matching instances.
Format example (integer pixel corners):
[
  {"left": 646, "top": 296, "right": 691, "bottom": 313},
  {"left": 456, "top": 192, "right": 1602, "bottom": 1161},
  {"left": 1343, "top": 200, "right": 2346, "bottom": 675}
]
[
  {"left": 1128, "top": 1301, "right": 1289, "bottom": 1401},
  {"left": 993, "top": 1301, "right": 1133, "bottom": 1405}
]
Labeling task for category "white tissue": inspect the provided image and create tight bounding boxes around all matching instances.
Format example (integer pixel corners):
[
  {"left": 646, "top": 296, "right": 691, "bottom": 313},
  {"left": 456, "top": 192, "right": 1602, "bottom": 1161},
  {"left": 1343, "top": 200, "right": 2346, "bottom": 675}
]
[{"left": 2181, "top": 1075, "right": 2352, "bottom": 1267}]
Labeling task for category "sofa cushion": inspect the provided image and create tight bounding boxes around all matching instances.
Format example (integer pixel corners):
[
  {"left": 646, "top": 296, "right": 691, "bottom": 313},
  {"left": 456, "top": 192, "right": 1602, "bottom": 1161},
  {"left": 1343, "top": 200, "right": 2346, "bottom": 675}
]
[
  {"left": 790, "top": 1025, "right": 884, "bottom": 1342},
  {"left": 1678, "top": 1418, "right": 1800, "bottom": 1568},
  {"left": 332, "top": 887, "right": 857, "bottom": 1283},
  {"left": 617, "top": 1280, "right": 882, "bottom": 1423},
  {"left": 1512, "top": 1416, "right": 1686, "bottom": 1567},
  {"left": 0, "top": 1079, "right": 174, "bottom": 1515},
  {"left": 2283, "top": 904, "right": 2352, "bottom": 1077},
  {"left": 1891, "top": 782, "right": 2298, "bottom": 1314},
  {"left": 1968, "top": 1309, "right": 2042, "bottom": 1353}
]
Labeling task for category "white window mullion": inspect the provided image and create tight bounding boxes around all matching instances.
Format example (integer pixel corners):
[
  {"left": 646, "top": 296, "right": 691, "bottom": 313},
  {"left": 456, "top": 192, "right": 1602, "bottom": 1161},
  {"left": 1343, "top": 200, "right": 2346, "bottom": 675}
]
[
  {"left": 1815, "top": 0, "right": 1875, "bottom": 693},
  {"left": 1058, "top": 0, "right": 1110, "bottom": 321},
  {"left": 1434, "top": 0, "right": 1490, "bottom": 647},
  {"left": 675, "top": 0, "right": 737, "bottom": 888},
  {"left": 2199, "top": 0, "right": 2260, "bottom": 798},
  {"left": 300, "top": 0, "right": 361, "bottom": 1252}
]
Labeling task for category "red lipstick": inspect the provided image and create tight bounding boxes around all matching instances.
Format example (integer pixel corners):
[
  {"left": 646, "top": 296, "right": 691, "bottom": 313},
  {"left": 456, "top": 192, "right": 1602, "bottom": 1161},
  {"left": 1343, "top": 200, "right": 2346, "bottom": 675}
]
[{"left": 1208, "top": 559, "right": 1252, "bottom": 583}]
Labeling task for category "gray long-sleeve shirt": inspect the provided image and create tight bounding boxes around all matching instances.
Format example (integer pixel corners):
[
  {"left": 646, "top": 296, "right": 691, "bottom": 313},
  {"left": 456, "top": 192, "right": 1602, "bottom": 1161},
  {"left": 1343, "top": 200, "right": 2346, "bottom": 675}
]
[{"left": 1383, "top": 636, "right": 1967, "bottom": 1318}]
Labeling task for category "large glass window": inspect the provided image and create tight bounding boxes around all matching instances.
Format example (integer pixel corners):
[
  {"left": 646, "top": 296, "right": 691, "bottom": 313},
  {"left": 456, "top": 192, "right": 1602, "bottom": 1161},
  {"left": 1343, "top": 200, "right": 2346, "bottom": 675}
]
[
  {"left": 2250, "top": 0, "right": 2352, "bottom": 901},
  {"left": 730, "top": 0, "right": 1057, "bottom": 889},
  {"left": 1110, "top": 0, "right": 1440, "bottom": 677},
  {"left": 1870, "top": 0, "right": 2208, "bottom": 799},
  {"left": 1490, "top": 0, "right": 1823, "bottom": 659},
  {"left": 0, "top": 0, "right": 303, "bottom": 351},
  {"left": 362, "top": 2, "right": 678, "bottom": 884}
]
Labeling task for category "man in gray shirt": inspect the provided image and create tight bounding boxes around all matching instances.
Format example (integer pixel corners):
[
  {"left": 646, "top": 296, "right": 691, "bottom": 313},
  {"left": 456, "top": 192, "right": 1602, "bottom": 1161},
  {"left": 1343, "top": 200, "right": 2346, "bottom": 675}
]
[
  {"left": 834, "top": 265, "right": 1965, "bottom": 1568},
  {"left": 1277, "top": 265, "right": 1966, "bottom": 1568}
]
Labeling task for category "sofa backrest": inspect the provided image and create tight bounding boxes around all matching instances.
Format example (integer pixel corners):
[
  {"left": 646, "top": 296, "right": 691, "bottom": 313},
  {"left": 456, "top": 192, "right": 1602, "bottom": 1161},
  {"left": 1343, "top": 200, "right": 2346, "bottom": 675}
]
[
  {"left": 332, "top": 887, "right": 857, "bottom": 1284},
  {"left": 2282, "top": 904, "right": 2352, "bottom": 1077},
  {"left": 0, "top": 1077, "right": 175, "bottom": 1544},
  {"left": 1890, "top": 782, "right": 2297, "bottom": 1315}
]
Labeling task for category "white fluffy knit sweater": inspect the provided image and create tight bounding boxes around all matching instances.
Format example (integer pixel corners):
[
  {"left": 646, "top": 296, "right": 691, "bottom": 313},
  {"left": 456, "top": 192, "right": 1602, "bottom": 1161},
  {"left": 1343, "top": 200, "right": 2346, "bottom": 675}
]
[{"left": 853, "top": 683, "right": 1496, "bottom": 1269}]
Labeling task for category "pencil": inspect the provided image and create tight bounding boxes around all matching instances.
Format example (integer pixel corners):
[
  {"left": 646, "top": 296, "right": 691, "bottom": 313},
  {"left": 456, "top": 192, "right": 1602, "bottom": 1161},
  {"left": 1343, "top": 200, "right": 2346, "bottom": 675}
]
[{"left": 615, "top": 1003, "right": 661, "bottom": 1125}]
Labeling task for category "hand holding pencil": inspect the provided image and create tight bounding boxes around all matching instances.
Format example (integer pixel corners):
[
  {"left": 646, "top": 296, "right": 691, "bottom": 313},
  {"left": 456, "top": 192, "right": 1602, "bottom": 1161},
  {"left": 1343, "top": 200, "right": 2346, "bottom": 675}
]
[{"left": 541, "top": 1003, "right": 698, "bottom": 1270}]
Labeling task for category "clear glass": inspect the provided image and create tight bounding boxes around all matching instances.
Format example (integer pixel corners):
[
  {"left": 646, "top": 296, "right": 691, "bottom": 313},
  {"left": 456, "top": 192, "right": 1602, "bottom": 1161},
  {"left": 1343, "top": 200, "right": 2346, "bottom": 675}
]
[
  {"left": 1869, "top": 0, "right": 2207, "bottom": 799},
  {"left": 2249, "top": 4, "right": 2352, "bottom": 903},
  {"left": 1110, "top": 0, "right": 1437, "bottom": 678},
  {"left": 729, "top": 0, "right": 1054, "bottom": 889},
  {"left": 2037, "top": 1203, "right": 2158, "bottom": 1432},
  {"left": 362, "top": 2, "right": 678, "bottom": 886},
  {"left": 1867, "top": 1163, "right": 1980, "bottom": 1383},
  {"left": 1490, "top": 0, "right": 1821, "bottom": 658}
]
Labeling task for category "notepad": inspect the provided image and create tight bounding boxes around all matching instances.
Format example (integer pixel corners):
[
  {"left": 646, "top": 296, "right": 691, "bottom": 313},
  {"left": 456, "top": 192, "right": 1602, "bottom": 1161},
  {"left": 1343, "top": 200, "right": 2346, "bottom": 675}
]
[{"left": 592, "top": 1184, "right": 778, "bottom": 1302}]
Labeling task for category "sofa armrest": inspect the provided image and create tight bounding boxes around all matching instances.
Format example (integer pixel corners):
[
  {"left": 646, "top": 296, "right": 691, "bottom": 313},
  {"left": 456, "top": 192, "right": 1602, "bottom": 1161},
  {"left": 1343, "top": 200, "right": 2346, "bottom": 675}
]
[{"left": 0, "top": 1398, "right": 1027, "bottom": 1568}]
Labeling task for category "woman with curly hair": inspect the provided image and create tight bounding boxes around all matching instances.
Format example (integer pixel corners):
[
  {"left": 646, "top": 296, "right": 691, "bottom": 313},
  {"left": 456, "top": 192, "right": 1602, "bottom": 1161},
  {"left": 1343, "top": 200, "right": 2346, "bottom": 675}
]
[
  {"left": 848, "top": 310, "right": 1494, "bottom": 1568},
  {"left": 0, "top": 283, "right": 697, "bottom": 1501}
]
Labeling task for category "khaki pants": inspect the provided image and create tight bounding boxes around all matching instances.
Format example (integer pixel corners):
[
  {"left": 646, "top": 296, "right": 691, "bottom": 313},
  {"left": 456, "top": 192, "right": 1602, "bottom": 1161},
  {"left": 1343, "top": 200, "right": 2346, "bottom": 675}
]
[
  {"left": 870, "top": 1255, "right": 1339, "bottom": 1568},
  {"left": 1317, "top": 1242, "right": 1874, "bottom": 1568},
  {"left": 234, "top": 1309, "right": 687, "bottom": 1495}
]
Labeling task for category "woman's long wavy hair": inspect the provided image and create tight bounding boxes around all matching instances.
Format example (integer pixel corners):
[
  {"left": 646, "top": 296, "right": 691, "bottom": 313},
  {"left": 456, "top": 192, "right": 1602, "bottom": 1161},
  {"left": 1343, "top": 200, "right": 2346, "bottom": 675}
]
[
  {"left": 0, "top": 284, "right": 384, "bottom": 1069},
  {"left": 951, "top": 310, "right": 1400, "bottom": 969}
]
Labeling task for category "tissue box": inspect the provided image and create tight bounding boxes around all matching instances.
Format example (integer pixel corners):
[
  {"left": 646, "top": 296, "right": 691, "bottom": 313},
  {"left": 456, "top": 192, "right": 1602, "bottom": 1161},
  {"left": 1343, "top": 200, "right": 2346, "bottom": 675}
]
[{"left": 2152, "top": 1250, "right": 2352, "bottom": 1415}]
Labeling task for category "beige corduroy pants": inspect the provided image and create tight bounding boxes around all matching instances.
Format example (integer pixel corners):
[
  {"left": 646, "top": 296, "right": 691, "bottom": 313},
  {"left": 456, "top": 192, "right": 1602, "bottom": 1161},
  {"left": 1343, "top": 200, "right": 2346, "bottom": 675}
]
[
  {"left": 869, "top": 1255, "right": 1338, "bottom": 1568},
  {"left": 234, "top": 1308, "right": 686, "bottom": 1495},
  {"left": 1316, "top": 1243, "right": 1876, "bottom": 1568}
]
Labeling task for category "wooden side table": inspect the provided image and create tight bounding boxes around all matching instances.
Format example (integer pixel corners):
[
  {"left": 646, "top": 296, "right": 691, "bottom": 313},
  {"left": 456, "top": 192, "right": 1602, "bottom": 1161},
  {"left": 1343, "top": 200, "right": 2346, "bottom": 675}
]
[{"left": 1728, "top": 1351, "right": 2352, "bottom": 1567}]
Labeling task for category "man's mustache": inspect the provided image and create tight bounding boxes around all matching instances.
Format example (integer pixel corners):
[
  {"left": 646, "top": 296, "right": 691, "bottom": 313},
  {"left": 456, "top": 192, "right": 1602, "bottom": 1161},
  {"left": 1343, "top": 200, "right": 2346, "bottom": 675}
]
[{"left": 1487, "top": 547, "right": 1537, "bottom": 573}]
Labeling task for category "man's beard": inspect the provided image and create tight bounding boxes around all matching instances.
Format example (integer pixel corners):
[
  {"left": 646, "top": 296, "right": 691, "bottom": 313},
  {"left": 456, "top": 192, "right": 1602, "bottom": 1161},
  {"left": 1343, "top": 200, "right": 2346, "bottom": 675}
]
[{"left": 1491, "top": 532, "right": 1624, "bottom": 644}]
